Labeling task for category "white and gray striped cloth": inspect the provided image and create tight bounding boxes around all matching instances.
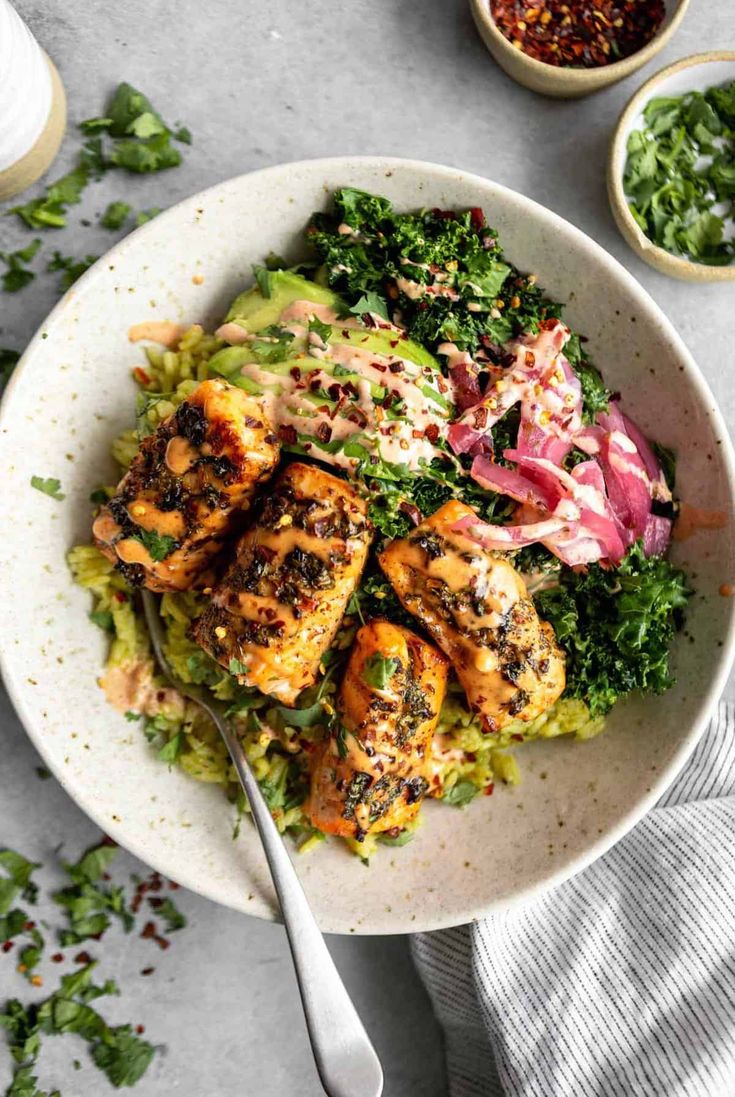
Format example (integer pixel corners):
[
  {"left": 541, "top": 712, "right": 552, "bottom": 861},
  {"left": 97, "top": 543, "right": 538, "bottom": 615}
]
[{"left": 413, "top": 701, "right": 735, "bottom": 1097}]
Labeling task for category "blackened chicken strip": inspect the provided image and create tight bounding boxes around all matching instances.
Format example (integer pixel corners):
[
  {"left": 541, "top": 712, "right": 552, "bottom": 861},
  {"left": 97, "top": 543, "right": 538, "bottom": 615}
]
[
  {"left": 379, "top": 500, "right": 565, "bottom": 732},
  {"left": 308, "top": 619, "right": 448, "bottom": 842},
  {"left": 93, "top": 379, "right": 279, "bottom": 592},
  {"left": 192, "top": 462, "right": 372, "bottom": 704}
]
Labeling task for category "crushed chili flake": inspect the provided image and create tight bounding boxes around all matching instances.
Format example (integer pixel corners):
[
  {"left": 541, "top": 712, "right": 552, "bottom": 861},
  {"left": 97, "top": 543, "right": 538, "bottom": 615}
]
[
  {"left": 489, "top": 0, "right": 665, "bottom": 68},
  {"left": 51, "top": 952, "right": 65, "bottom": 963},
  {"left": 2, "top": 941, "right": 13, "bottom": 953},
  {"left": 74, "top": 950, "right": 92, "bottom": 964},
  {"left": 141, "top": 966, "right": 155, "bottom": 976}
]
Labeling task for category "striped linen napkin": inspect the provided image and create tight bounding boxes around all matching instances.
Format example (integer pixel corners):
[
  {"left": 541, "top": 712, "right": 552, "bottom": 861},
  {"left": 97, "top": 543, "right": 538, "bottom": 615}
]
[{"left": 413, "top": 702, "right": 735, "bottom": 1097}]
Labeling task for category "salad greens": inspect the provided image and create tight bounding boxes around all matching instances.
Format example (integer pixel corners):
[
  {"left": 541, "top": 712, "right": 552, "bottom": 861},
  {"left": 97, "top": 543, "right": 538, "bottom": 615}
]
[
  {"left": 535, "top": 542, "right": 691, "bottom": 716},
  {"left": 623, "top": 79, "right": 735, "bottom": 265},
  {"left": 309, "top": 188, "right": 688, "bottom": 716},
  {"left": 308, "top": 187, "right": 607, "bottom": 414}
]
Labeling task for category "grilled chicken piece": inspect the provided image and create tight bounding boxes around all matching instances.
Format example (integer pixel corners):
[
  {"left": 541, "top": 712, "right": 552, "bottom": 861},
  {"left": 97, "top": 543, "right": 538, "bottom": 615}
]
[
  {"left": 93, "top": 379, "right": 279, "bottom": 592},
  {"left": 378, "top": 500, "right": 565, "bottom": 732},
  {"left": 308, "top": 620, "right": 448, "bottom": 841},
  {"left": 192, "top": 463, "right": 372, "bottom": 704}
]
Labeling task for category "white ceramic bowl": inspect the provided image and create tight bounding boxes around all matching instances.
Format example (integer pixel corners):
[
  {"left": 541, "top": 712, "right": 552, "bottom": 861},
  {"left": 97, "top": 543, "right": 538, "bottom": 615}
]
[
  {"left": 1, "top": 157, "right": 734, "bottom": 935},
  {"left": 609, "top": 52, "right": 735, "bottom": 282}
]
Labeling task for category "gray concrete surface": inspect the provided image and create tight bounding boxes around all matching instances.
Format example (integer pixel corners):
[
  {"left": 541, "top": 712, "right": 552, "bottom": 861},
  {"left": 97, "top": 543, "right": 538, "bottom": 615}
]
[{"left": 1, "top": 1, "right": 734, "bottom": 1094}]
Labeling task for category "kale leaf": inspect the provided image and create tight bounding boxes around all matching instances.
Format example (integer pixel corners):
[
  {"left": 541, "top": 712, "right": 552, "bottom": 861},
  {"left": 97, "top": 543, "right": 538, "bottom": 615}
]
[{"left": 535, "top": 542, "right": 691, "bottom": 715}]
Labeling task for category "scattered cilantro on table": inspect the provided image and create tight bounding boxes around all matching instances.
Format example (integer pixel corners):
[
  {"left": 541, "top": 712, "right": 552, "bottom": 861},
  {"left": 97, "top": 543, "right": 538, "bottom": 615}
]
[
  {"left": 1, "top": 842, "right": 189, "bottom": 1093},
  {"left": 0, "top": 241, "right": 41, "bottom": 292},
  {"left": 5, "top": 82, "right": 190, "bottom": 233},
  {"left": 623, "top": 79, "right": 735, "bottom": 265},
  {"left": 47, "top": 252, "right": 99, "bottom": 291}
]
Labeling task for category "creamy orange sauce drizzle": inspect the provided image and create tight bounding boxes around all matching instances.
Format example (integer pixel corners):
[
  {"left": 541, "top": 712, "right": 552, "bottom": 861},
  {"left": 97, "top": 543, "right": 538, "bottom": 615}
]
[
  {"left": 673, "top": 502, "right": 728, "bottom": 541},
  {"left": 128, "top": 321, "right": 188, "bottom": 347}
]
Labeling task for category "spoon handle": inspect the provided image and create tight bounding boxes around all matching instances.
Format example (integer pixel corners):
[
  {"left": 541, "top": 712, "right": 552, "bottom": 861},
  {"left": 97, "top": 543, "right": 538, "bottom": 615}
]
[{"left": 214, "top": 710, "right": 384, "bottom": 1097}]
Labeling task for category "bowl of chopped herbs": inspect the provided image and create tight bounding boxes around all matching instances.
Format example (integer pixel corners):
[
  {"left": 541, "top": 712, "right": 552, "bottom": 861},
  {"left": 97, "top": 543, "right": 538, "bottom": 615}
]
[
  {"left": 609, "top": 52, "right": 735, "bottom": 280},
  {"left": 470, "top": 0, "right": 690, "bottom": 99}
]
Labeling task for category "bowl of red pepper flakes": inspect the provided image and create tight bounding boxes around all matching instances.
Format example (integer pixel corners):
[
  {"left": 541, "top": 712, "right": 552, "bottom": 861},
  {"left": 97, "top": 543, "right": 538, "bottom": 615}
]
[{"left": 470, "top": 0, "right": 690, "bottom": 98}]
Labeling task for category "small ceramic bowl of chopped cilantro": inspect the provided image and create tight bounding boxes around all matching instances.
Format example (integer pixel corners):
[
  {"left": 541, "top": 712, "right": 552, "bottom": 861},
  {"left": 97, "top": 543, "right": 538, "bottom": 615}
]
[{"left": 608, "top": 51, "right": 735, "bottom": 281}]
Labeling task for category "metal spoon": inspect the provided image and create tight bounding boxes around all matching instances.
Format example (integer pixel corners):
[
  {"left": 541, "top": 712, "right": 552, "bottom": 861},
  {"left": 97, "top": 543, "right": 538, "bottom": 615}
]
[{"left": 141, "top": 590, "right": 383, "bottom": 1097}]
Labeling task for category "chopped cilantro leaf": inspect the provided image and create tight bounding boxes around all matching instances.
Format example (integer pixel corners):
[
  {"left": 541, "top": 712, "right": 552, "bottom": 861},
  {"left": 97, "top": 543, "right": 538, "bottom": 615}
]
[
  {"left": 228, "top": 658, "right": 248, "bottom": 676},
  {"left": 30, "top": 476, "right": 64, "bottom": 501},
  {"left": 348, "top": 291, "right": 390, "bottom": 321},
  {"left": 253, "top": 264, "right": 273, "bottom": 297},
  {"left": 0, "top": 850, "right": 40, "bottom": 914},
  {"left": 100, "top": 201, "right": 131, "bottom": 230},
  {"left": 153, "top": 897, "right": 186, "bottom": 933},
  {"left": 132, "top": 529, "right": 178, "bottom": 561},
  {"left": 362, "top": 653, "right": 401, "bottom": 690},
  {"left": 441, "top": 780, "right": 480, "bottom": 807},
  {"left": 8, "top": 167, "right": 88, "bottom": 229},
  {"left": 1, "top": 239, "right": 41, "bottom": 292},
  {"left": 91, "top": 1024, "right": 155, "bottom": 1086},
  {"left": 89, "top": 610, "right": 114, "bottom": 633},
  {"left": 157, "top": 732, "right": 185, "bottom": 765},
  {"left": 47, "top": 251, "right": 98, "bottom": 290},
  {"left": 308, "top": 315, "right": 332, "bottom": 343}
]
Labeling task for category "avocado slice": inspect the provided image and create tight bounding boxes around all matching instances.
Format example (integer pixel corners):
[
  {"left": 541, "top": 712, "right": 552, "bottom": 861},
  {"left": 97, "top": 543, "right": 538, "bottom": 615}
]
[
  {"left": 326, "top": 327, "right": 439, "bottom": 371},
  {"left": 225, "top": 271, "right": 340, "bottom": 332}
]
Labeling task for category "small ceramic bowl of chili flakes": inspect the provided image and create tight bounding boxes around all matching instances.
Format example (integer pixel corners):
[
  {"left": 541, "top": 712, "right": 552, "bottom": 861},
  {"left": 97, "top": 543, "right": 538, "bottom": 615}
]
[{"left": 470, "top": 0, "right": 690, "bottom": 98}]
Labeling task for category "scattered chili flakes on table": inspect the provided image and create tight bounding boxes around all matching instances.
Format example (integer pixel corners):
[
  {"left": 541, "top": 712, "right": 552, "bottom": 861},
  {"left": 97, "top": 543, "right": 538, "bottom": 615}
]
[{"left": 489, "top": 0, "right": 666, "bottom": 67}]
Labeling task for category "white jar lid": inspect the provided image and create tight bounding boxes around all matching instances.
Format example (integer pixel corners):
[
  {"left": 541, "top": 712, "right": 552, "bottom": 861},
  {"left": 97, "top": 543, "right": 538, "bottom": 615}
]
[{"left": 0, "top": 0, "right": 53, "bottom": 173}]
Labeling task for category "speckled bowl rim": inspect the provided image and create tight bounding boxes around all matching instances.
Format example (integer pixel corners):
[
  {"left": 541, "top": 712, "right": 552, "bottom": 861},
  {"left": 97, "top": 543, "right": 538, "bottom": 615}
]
[
  {"left": 608, "top": 51, "right": 735, "bottom": 282},
  {"left": 1, "top": 156, "right": 734, "bottom": 934},
  {"left": 469, "top": 0, "right": 690, "bottom": 93}
]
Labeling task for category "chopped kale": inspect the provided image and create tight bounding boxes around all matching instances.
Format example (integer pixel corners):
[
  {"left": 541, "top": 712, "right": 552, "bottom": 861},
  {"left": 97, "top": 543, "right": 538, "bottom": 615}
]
[{"left": 535, "top": 542, "right": 691, "bottom": 715}]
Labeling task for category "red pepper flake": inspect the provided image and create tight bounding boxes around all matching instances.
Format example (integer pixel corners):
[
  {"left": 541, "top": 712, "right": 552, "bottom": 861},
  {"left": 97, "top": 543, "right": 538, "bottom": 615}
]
[
  {"left": 511, "top": 733, "right": 525, "bottom": 742},
  {"left": 113, "top": 591, "right": 127, "bottom": 603},
  {"left": 136, "top": 1024, "right": 146, "bottom": 1035},
  {"left": 51, "top": 952, "right": 65, "bottom": 963},
  {"left": 2, "top": 941, "right": 13, "bottom": 953},
  {"left": 74, "top": 951, "right": 92, "bottom": 964},
  {"left": 141, "top": 921, "right": 156, "bottom": 939},
  {"left": 23, "top": 921, "right": 35, "bottom": 932},
  {"left": 156, "top": 936, "right": 171, "bottom": 951},
  {"left": 290, "top": 366, "right": 301, "bottom": 381},
  {"left": 148, "top": 897, "right": 164, "bottom": 910},
  {"left": 424, "top": 423, "right": 440, "bottom": 444},
  {"left": 489, "top": 0, "right": 665, "bottom": 68},
  {"left": 484, "top": 784, "right": 495, "bottom": 796},
  {"left": 277, "top": 424, "right": 298, "bottom": 445},
  {"left": 141, "top": 966, "right": 155, "bottom": 976},
  {"left": 168, "top": 880, "right": 180, "bottom": 890},
  {"left": 133, "top": 367, "right": 151, "bottom": 386},
  {"left": 469, "top": 206, "right": 485, "bottom": 232}
]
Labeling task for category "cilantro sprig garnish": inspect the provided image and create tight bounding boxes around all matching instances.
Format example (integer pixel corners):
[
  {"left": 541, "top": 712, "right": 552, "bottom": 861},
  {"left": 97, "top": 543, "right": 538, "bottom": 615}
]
[
  {"left": 7, "top": 83, "right": 191, "bottom": 233},
  {"left": 362, "top": 653, "right": 401, "bottom": 690},
  {"left": 624, "top": 79, "right": 735, "bottom": 265}
]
